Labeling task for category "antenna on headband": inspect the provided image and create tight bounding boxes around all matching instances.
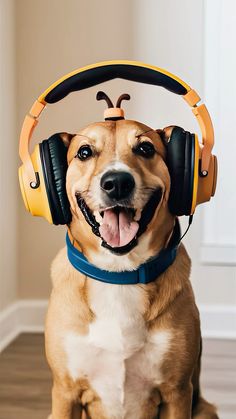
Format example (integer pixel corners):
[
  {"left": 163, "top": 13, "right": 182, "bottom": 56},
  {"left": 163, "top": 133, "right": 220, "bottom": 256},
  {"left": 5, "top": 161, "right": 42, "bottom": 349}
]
[
  {"left": 96, "top": 91, "right": 114, "bottom": 108},
  {"left": 96, "top": 91, "right": 130, "bottom": 121},
  {"left": 116, "top": 93, "right": 130, "bottom": 108}
]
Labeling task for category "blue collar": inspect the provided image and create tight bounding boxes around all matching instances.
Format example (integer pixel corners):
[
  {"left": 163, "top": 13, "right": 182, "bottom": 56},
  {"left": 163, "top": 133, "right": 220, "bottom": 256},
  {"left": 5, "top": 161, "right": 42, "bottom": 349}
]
[{"left": 66, "top": 221, "right": 181, "bottom": 285}]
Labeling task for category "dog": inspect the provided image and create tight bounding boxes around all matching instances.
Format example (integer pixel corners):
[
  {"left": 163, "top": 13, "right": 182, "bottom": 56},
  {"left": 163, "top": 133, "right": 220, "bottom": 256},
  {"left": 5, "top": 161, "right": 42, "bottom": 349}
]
[{"left": 45, "top": 94, "right": 218, "bottom": 419}]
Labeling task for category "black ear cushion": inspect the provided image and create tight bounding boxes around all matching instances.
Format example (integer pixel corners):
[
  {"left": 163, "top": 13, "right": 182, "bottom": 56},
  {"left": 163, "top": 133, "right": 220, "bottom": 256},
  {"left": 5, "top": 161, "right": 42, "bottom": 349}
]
[
  {"left": 39, "top": 134, "right": 72, "bottom": 225},
  {"left": 167, "top": 127, "right": 195, "bottom": 216}
]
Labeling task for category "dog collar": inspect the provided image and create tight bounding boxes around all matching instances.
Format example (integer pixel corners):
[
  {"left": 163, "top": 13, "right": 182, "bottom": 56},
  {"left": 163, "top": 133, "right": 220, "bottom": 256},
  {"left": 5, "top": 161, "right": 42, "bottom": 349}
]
[{"left": 66, "top": 220, "right": 181, "bottom": 285}]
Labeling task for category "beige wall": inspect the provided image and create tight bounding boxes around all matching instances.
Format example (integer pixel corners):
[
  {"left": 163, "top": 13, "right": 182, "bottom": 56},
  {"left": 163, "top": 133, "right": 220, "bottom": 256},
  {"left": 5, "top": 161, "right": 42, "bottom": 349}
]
[
  {"left": 14, "top": 0, "right": 235, "bottom": 305},
  {"left": 16, "top": 0, "right": 134, "bottom": 299},
  {"left": 0, "top": 0, "right": 18, "bottom": 310}
]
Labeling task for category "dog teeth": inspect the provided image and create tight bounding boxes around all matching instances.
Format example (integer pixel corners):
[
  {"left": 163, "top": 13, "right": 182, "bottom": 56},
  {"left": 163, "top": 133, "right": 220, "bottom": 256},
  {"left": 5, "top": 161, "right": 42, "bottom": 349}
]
[
  {"left": 94, "top": 210, "right": 103, "bottom": 223},
  {"left": 134, "top": 208, "right": 141, "bottom": 221}
]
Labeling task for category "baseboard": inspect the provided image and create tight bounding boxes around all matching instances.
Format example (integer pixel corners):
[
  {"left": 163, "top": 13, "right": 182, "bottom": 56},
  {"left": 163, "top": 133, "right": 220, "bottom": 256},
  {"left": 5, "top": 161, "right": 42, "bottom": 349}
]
[
  {"left": 0, "top": 300, "right": 235, "bottom": 352},
  {"left": 0, "top": 300, "right": 47, "bottom": 352}
]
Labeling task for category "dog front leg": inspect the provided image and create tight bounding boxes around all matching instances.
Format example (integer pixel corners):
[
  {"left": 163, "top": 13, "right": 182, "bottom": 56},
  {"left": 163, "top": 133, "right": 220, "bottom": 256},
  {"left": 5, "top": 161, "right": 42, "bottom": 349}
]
[
  {"left": 50, "top": 383, "right": 75, "bottom": 419},
  {"left": 159, "top": 384, "right": 193, "bottom": 419}
]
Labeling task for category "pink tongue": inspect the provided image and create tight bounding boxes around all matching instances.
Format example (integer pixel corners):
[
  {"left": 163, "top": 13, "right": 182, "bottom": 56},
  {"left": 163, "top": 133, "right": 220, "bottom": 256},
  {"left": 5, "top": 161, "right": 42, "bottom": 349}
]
[{"left": 99, "top": 209, "right": 139, "bottom": 248}]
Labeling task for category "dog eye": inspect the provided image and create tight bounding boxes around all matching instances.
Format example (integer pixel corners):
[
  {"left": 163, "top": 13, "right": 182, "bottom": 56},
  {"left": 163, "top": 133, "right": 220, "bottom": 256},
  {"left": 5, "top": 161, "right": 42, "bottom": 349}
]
[
  {"left": 133, "top": 141, "right": 155, "bottom": 158},
  {"left": 76, "top": 145, "right": 93, "bottom": 161}
]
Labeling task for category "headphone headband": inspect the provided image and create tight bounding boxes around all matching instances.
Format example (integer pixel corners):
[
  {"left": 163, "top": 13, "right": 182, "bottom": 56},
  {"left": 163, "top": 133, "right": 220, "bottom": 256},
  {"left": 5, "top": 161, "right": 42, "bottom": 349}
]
[
  {"left": 19, "top": 60, "right": 214, "bottom": 186},
  {"left": 39, "top": 61, "right": 190, "bottom": 104}
]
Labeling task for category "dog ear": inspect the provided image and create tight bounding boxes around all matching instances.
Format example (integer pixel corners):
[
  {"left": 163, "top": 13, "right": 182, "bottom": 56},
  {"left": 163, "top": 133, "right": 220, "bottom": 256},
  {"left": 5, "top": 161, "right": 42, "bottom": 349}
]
[
  {"left": 59, "top": 133, "right": 75, "bottom": 147},
  {"left": 156, "top": 126, "right": 175, "bottom": 147}
]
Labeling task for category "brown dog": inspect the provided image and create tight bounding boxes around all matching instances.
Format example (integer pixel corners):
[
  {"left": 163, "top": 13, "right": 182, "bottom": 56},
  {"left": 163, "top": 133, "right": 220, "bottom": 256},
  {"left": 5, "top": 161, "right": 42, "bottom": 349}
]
[{"left": 45, "top": 116, "right": 218, "bottom": 418}]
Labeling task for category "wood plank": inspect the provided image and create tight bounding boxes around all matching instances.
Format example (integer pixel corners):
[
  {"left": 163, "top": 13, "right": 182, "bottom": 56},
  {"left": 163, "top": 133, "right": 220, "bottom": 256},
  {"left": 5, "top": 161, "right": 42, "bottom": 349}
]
[
  {"left": 200, "top": 339, "right": 236, "bottom": 419},
  {"left": 0, "top": 334, "right": 51, "bottom": 419}
]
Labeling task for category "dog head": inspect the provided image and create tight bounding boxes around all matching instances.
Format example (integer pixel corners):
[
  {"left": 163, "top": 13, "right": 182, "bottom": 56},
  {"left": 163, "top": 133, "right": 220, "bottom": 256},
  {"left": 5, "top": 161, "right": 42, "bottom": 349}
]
[{"left": 61, "top": 119, "right": 175, "bottom": 271}]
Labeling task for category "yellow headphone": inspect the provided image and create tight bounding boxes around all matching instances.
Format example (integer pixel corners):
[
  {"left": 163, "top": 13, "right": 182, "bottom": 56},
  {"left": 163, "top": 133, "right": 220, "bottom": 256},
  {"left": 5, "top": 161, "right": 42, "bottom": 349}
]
[{"left": 19, "top": 60, "right": 217, "bottom": 225}]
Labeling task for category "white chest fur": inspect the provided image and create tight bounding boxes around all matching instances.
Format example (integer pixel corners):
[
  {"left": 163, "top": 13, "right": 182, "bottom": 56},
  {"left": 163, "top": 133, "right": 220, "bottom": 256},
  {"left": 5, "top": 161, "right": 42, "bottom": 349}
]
[{"left": 64, "top": 283, "right": 172, "bottom": 419}]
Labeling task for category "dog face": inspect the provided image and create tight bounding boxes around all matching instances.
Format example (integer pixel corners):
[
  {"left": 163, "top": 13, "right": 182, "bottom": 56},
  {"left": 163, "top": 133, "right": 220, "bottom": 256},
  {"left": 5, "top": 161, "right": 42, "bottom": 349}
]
[{"left": 62, "top": 120, "right": 175, "bottom": 270}]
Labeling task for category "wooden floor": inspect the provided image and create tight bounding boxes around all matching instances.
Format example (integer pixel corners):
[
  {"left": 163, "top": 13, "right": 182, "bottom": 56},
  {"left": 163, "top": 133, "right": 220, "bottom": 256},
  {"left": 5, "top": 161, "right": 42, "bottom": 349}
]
[
  {"left": 0, "top": 334, "right": 51, "bottom": 419},
  {"left": 0, "top": 334, "right": 235, "bottom": 419}
]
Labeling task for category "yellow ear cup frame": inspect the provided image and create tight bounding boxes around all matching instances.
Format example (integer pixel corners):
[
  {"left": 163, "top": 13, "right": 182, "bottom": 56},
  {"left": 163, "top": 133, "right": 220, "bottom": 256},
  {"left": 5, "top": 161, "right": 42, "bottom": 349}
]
[{"left": 19, "top": 144, "right": 53, "bottom": 223}]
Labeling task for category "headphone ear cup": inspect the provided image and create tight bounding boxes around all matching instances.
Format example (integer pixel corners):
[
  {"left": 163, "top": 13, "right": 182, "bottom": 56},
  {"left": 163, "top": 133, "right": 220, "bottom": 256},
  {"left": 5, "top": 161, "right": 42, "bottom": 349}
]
[
  {"left": 39, "top": 133, "right": 71, "bottom": 225},
  {"left": 166, "top": 126, "right": 196, "bottom": 216}
]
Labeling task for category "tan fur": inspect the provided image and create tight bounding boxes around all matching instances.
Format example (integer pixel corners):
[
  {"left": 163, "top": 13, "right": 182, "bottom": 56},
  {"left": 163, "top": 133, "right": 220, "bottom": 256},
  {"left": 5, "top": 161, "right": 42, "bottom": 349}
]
[{"left": 45, "top": 120, "right": 218, "bottom": 418}]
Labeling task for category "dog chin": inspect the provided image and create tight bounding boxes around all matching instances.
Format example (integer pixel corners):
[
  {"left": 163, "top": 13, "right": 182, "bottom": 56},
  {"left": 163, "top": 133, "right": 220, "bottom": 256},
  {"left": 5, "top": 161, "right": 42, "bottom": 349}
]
[{"left": 75, "top": 187, "right": 163, "bottom": 256}]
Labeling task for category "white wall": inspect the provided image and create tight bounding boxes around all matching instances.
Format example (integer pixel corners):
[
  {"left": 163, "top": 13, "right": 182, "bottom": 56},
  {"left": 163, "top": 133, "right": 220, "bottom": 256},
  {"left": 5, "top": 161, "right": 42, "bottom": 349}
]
[
  {"left": 202, "top": 0, "right": 236, "bottom": 262},
  {"left": 132, "top": 0, "right": 236, "bottom": 306},
  {"left": 0, "top": 0, "right": 18, "bottom": 310}
]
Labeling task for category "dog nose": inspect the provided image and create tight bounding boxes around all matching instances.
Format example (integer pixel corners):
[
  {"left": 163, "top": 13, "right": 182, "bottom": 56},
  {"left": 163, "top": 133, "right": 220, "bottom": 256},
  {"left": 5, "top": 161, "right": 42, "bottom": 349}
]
[{"left": 101, "top": 171, "right": 135, "bottom": 200}]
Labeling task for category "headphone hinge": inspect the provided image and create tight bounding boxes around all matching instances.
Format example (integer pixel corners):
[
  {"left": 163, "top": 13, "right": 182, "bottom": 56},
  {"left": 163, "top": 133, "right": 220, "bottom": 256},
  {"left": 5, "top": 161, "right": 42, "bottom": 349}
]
[{"left": 183, "top": 89, "right": 201, "bottom": 107}]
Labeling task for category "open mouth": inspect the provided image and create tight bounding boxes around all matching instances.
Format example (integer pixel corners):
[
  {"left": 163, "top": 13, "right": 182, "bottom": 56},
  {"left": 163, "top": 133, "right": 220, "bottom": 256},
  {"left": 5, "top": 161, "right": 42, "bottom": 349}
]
[{"left": 76, "top": 188, "right": 163, "bottom": 255}]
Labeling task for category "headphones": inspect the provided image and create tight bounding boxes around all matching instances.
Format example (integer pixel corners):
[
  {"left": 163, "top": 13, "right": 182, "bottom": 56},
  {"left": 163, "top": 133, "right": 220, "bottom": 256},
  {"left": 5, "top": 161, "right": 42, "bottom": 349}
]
[{"left": 19, "top": 60, "right": 217, "bottom": 225}]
